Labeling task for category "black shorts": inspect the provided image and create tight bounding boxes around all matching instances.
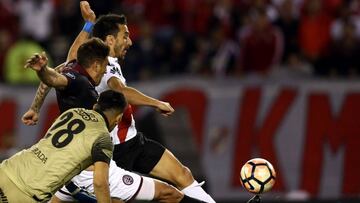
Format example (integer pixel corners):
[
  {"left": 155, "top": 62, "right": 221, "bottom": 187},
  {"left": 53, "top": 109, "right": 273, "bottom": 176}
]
[{"left": 112, "top": 132, "right": 166, "bottom": 174}]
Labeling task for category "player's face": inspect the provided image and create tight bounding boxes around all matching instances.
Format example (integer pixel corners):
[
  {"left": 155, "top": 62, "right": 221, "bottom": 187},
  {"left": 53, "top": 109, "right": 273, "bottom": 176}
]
[
  {"left": 94, "top": 58, "right": 108, "bottom": 85},
  {"left": 113, "top": 24, "right": 132, "bottom": 60},
  {"left": 109, "top": 113, "right": 122, "bottom": 131}
]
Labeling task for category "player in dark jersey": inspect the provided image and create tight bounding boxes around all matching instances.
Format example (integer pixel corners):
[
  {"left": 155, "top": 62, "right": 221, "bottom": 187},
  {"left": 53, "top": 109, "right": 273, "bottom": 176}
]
[
  {"left": 0, "top": 90, "right": 127, "bottom": 203},
  {"left": 25, "top": 37, "right": 109, "bottom": 113}
]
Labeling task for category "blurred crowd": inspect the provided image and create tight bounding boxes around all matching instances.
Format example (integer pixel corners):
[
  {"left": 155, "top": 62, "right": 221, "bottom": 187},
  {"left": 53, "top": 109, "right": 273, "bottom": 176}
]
[{"left": 1, "top": 0, "right": 360, "bottom": 85}]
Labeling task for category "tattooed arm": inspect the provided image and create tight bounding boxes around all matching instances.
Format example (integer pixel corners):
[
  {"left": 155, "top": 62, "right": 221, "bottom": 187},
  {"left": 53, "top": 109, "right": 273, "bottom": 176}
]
[
  {"left": 22, "top": 2, "right": 95, "bottom": 126},
  {"left": 22, "top": 63, "right": 66, "bottom": 126}
]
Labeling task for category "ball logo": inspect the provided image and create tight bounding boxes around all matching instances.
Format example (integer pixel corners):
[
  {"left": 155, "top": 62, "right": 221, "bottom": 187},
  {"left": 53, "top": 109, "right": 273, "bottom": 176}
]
[{"left": 122, "top": 175, "right": 134, "bottom": 185}]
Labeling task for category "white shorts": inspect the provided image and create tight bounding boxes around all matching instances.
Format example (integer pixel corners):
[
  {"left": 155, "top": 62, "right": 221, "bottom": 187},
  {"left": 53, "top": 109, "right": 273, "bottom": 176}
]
[{"left": 55, "top": 160, "right": 155, "bottom": 201}]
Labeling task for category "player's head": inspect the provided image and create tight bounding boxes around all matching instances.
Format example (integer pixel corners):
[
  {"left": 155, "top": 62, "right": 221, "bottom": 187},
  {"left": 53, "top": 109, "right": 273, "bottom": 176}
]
[
  {"left": 77, "top": 38, "right": 110, "bottom": 85},
  {"left": 94, "top": 90, "right": 127, "bottom": 131},
  {"left": 92, "top": 14, "right": 132, "bottom": 60}
]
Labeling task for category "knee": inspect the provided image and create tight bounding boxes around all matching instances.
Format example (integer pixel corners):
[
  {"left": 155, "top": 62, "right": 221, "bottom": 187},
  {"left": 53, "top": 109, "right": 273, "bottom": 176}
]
[{"left": 174, "top": 166, "right": 194, "bottom": 189}]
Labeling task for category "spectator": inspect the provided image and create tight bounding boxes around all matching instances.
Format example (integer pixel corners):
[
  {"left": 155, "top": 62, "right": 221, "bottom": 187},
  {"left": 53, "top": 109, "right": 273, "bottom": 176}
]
[
  {"left": 274, "top": 0, "right": 300, "bottom": 62},
  {"left": 4, "top": 38, "right": 51, "bottom": 85},
  {"left": 209, "top": 26, "right": 240, "bottom": 77},
  {"left": 327, "top": 21, "right": 360, "bottom": 77},
  {"left": 15, "top": 0, "right": 54, "bottom": 49},
  {"left": 238, "top": 8, "right": 284, "bottom": 75},
  {"left": 330, "top": 2, "right": 360, "bottom": 40},
  {"left": 298, "top": 0, "right": 332, "bottom": 61},
  {"left": 0, "top": 0, "right": 18, "bottom": 82}
]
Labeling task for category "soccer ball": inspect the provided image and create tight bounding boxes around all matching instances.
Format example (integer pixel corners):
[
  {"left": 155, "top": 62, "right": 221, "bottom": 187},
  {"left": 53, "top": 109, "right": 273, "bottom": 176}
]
[{"left": 240, "top": 158, "right": 276, "bottom": 194}]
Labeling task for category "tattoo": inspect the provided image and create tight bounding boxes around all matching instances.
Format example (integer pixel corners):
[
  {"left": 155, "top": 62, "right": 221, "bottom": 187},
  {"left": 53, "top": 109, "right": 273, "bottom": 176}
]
[
  {"left": 30, "top": 82, "right": 51, "bottom": 112},
  {"left": 30, "top": 63, "right": 66, "bottom": 112}
]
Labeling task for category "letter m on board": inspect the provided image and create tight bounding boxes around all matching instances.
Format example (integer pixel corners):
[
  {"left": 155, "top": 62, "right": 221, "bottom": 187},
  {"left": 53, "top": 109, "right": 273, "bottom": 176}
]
[{"left": 301, "top": 93, "right": 360, "bottom": 195}]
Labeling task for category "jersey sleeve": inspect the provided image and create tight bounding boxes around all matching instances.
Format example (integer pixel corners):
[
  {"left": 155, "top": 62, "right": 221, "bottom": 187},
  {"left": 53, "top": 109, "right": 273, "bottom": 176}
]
[
  {"left": 61, "top": 72, "right": 76, "bottom": 90},
  {"left": 91, "top": 133, "right": 113, "bottom": 164},
  {"left": 59, "top": 60, "right": 78, "bottom": 90}
]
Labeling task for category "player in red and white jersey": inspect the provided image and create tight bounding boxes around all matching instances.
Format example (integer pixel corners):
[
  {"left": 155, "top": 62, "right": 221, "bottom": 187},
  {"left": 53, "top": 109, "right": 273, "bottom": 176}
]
[
  {"left": 89, "top": 14, "right": 215, "bottom": 203},
  {"left": 95, "top": 56, "right": 138, "bottom": 144}
]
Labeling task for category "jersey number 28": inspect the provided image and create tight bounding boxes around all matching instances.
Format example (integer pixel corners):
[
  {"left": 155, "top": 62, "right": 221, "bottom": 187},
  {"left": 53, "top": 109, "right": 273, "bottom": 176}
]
[{"left": 46, "top": 111, "right": 85, "bottom": 148}]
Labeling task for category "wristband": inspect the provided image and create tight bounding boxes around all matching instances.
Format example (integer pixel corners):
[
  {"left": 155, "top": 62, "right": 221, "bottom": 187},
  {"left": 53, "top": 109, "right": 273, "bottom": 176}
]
[{"left": 82, "top": 21, "right": 94, "bottom": 33}]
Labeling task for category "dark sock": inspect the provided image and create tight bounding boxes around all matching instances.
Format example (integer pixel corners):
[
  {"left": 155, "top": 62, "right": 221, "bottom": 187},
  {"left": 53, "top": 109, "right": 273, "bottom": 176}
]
[{"left": 180, "top": 195, "right": 206, "bottom": 203}]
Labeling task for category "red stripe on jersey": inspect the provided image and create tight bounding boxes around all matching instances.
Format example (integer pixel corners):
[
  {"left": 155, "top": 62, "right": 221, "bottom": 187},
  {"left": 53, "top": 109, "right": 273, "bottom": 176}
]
[{"left": 117, "top": 104, "right": 133, "bottom": 142}]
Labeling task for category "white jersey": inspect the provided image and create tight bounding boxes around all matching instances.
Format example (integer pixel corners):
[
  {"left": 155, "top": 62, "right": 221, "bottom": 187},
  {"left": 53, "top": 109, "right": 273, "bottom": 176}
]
[{"left": 96, "top": 56, "right": 137, "bottom": 144}]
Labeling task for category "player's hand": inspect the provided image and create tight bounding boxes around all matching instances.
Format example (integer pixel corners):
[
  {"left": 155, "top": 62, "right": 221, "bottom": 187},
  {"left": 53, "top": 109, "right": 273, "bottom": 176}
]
[
  {"left": 246, "top": 195, "right": 261, "bottom": 203},
  {"left": 156, "top": 101, "right": 174, "bottom": 117},
  {"left": 24, "top": 52, "right": 48, "bottom": 72},
  {"left": 22, "top": 109, "right": 39, "bottom": 126},
  {"left": 80, "top": 1, "right": 96, "bottom": 23}
]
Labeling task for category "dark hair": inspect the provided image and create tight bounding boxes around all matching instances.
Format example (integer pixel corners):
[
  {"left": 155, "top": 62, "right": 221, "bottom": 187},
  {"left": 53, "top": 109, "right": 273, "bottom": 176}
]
[
  {"left": 77, "top": 38, "right": 110, "bottom": 68},
  {"left": 92, "top": 14, "right": 127, "bottom": 41},
  {"left": 96, "top": 90, "right": 127, "bottom": 113}
]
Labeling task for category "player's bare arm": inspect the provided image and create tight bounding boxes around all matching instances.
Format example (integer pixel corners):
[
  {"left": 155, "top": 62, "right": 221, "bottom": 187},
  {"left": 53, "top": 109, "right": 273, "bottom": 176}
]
[
  {"left": 93, "top": 161, "right": 111, "bottom": 203},
  {"left": 107, "top": 77, "right": 175, "bottom": 116},
  {"left": 67, "top": 1, "right": 95, "bottom": 61},
  {"left": 25, "top": 52, "right": 68, "bottom": 89},
  {"left": 22, "top": 63, "right": 66, "bottom": 126},
  {"left": 22, "top": 1, "right": 93, "bottom": 126}
]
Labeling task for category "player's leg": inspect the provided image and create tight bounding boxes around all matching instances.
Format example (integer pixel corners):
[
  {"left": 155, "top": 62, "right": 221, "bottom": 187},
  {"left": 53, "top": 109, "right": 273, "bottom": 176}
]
[
  {"left": 129, "top": 134, "right": 215, "bottom": 203},
  {"left": 106, "top": 161, "right": 183, "bottom": 203},
  {"left": 137, "top": 176, "right": 206, "bottom": 203},
  {"left": 150, "top": 149, "right": 194, "bottom": 189},
  {"left": 149, "top": 149, "right": 216, "bottom": 203}
]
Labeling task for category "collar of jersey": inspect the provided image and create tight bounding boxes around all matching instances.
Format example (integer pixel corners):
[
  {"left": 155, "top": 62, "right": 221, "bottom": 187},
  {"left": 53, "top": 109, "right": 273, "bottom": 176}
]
[
  {"left": 72, "top": 62, "right": 96, "bottom": 86},
  {"left": 108, "top": 56, "right": 118, "bottom": 65}
]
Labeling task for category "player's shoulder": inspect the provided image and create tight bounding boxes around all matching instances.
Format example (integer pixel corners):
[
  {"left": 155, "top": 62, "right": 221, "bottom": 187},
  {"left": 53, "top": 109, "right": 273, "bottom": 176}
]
[
  {"left": 64, "top": 108, "right": 105, "bottom": 127},
  {"left": 106, "top": 57, "right": 122, "bottom": 76},
  {"left": 61, "top": 61, "right": 82, "bottom": 80}
]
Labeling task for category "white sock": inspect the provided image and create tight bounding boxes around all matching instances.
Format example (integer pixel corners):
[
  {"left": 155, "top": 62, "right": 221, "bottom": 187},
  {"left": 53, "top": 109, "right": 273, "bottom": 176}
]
[{"left": 182, "top": 180, "right": 216, "bottom": 203}]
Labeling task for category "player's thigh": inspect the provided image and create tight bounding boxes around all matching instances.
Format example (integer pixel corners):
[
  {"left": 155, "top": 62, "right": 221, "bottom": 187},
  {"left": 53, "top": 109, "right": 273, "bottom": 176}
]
[
  {"left": 149, "top": 149, "right": 194, "bottom": 188},
  {"left": 131, "top": 134, "right": 166, "bottom": 174},
  {"left": 135, "top": 176, "right": 156, "bottom": 201},
  {"left": 136, "top": 176, "right": 183, "bottom": 202},
  {"left": 109, "top": 166, "right": 143, "bottom": 201}
]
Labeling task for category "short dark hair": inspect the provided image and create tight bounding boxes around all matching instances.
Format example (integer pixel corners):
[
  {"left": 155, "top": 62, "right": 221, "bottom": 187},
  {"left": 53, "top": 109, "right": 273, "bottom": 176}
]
[
  {"left": 77, "top": 38, "right": 110, "bottom": 68},
  {"left": 96, "top": 90, "right": 127, "bottom": 113},
  {"left": 92, "top": 14, "right": 127, "bottom": 41}
]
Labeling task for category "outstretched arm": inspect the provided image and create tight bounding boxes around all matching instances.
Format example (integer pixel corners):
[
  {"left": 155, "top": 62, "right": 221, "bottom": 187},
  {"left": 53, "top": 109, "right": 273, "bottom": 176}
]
[
  {"left": 107, "top": 77, "right": 175, "bottom": 116},
  {"left": 22, "top": 1, "right": 95, "bottom": 126},
  {"left": 22, "top": 63, "right": 65, "bottom": 125},
  {"left": 67, "top": 1, "right": 96, "bottom": 61}
]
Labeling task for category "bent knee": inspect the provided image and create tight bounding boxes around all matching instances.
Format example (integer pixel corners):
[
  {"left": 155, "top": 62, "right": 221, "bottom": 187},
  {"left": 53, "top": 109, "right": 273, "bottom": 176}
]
[{"left": 174, "top": 166, "right": 194, "bottom": 189}]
